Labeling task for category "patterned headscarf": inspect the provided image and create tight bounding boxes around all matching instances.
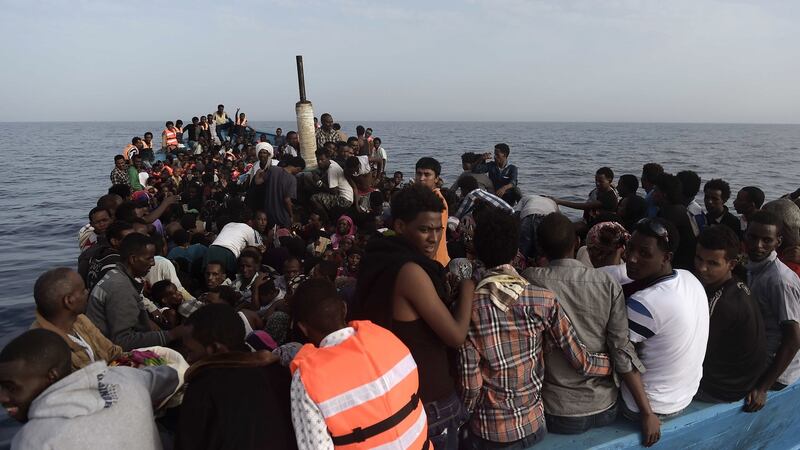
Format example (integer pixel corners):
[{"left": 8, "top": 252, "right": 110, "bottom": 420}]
[{"left": 586, "top": 221, "right": 630, "bottom": 251}]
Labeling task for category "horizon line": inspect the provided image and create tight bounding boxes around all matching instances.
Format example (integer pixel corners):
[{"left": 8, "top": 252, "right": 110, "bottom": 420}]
[{"left": 1, "top": 119, "right": 799, "bottom": 126}]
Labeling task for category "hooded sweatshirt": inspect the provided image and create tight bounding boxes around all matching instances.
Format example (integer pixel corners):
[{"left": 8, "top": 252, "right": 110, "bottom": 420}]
[{"left": 11, "top": 361, "right": 178, "bottom": 450}]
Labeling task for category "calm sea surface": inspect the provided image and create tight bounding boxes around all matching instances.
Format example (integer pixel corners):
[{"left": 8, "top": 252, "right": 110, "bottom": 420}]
[{"left": 0, "top": 120, "right": 799, "bottom": 444}]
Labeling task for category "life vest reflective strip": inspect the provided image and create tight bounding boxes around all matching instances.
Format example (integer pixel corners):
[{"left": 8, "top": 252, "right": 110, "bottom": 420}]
[
  {"left": 123, "top": 144, "right": 135, "bottom": 160},
  {"left": 164, "top": 129, "right": 178, "bottom": 147},
  {"left": 291, "top": 321, "right": 428, "bottom": 450}
]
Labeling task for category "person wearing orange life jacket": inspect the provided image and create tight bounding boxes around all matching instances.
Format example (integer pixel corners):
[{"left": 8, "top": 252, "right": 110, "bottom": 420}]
[
  {"left": 123, "top": 136, "right": 144, "bottom": 161},
  {"left": 162, "top": 121, "right": 179, "bottom": 154},
  {"left": 290, "top": 279, "right": 429, "bottom": 450}
]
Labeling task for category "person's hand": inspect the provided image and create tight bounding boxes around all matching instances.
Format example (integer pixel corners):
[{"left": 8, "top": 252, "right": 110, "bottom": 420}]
[
  {"left": 252, "top": 272, "right": 271, "bottom": 290},
  {"left": 496, "top": 186, "right": 509, "bottom": 197},
  {"left": 744, "top": 387, "right": 768, "bottom": 412},
  {"left": 640, "top": 412, "right": 661, "bottom": 447},
  {"left": 482, "top": 152, "right": 492, "bottom": 160}
]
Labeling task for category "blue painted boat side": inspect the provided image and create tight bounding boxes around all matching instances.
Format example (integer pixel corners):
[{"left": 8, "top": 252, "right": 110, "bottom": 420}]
[{"left": 536, "top": 382, "right": 800, "bottom": 449}]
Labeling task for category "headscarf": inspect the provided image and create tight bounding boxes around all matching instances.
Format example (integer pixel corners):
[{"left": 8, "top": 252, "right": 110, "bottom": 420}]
[
  {"left": 331, "top": 215, "right": 356, "bottom": 250},
  {"left": 586, "top": 221, "right": 630, "bottom": 252}
]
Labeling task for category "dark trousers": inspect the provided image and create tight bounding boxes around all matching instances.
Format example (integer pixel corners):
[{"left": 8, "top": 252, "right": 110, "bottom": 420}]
[
  {"left": 545, "top": 402, "right": 618, "bottom": 435},
  {"left": 424, "top": 392, "right": 467, "bottom": 450}
]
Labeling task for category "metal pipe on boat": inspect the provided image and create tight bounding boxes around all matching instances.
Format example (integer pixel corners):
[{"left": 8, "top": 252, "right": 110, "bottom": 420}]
[{"left": 295, "top": 55, "right": 317, "bottom": 170}]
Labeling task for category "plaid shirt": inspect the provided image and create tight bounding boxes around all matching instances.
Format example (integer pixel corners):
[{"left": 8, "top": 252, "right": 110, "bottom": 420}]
[
  {"left": 315, "top": 127, "right": 340, "bottom": 148},
  {"left": 454, "top": 188, "right": 513, "bottom": 219},
  {"left": 110, "top": 167, "right": 130, "bottom": 186},
  {"left": 458, "top": 265, "right": 612, "bottom": 443}
]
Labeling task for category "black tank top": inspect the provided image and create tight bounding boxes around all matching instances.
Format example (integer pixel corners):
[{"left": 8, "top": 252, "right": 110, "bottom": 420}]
[{"left": 391, "top": 319, "right": 455, "bottom": 403}]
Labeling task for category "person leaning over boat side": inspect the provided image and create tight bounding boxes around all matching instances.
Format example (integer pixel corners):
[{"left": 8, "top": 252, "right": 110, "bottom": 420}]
[
  {"left": 460, "top": 209, "right": 614, "bottom": 449},
  {"left": 522, "top": 213, "right": 659, "bottom": 445},
  {"left": 86, "top": 233, "right": 190, "bottom": 351},
  {"left": 205, "top": 207, "right": 265, "bottom": 278},
  {"left": 693, "top": 225, "right": 767, "bottom": 403},
  {"left": 0, "top": 329, "right": 179, "bottom": 450},
  {"left": 743, "top": 211, "right": 800, "bottom": 412},
  {"left": 290, "top": 280, "right": 428, "bottom": 450},
  {"left": 622, "top": 219, "right": 709, "bottom": 422}
]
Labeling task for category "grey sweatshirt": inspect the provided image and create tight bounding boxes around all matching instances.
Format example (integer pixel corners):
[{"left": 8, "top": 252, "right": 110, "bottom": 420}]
[
  {"left": 86, "top": 265, "right": 167, "bottom": 351},
  {"left": 11, "top": 361, "right": 178, "bottom": 450}
]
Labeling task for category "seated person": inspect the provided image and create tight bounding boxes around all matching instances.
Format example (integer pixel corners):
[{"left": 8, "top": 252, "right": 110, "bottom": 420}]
[
  {"left": 622, "top": 219, "right": 709, "bottom": 420},
  {"left": 693, "top": 225, "right": 767, "bottom": 403},
  {"left": 176, "top": 304, "right": 296, "bottom": 450},
  {"left": 31, "top": 268, "right": 123, "bottom": 370},
  {"left": 459, "top": 209, "right": 613, "bottom": 448},
  {"left": 0, "top": 329, "right": 178, "bottom": 450}
]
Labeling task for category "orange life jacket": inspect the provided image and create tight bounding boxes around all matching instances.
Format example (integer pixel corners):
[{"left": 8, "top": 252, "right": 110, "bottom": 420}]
[
  {"left": 291, "top": 321, "right": 429, "bottom": 450},
  {"left": 163, "top": 128, "right": 178, "bottom": 148},
  {"left": 123, "top": 144, "right": 136, "bottom": 160}
]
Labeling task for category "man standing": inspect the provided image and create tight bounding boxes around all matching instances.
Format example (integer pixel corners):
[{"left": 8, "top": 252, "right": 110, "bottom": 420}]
[
  {"left": 523, "top": 213, "right": 656, "bottom": 442},
  {"left": 214, "top": 104, "right": 230, "bottom": 142},
  {"left": 256, "top": 156, "right": 305, "bottom": 229},
  {"left": 734, "top": 186, "right": 765, "bottom": 234},
  {"left": 86, "top": 233, "right": 188, "bottom": 350},
  {"left": 743, "top": 211, "right": 800, "bottom": 411},
  {"left": 703, "top": 179, "right": 742, "bottom": 238},
  {"left": 623, "top": 219, "right": 709, "bottom": 421},
  {"left": 641, "top": 163, "right": 665, "bottom": 218},
  {"left": 315, "top": 113, "right": 339, "bottom": 148},
  {"left": 694, "top": 226, "right": 767, "bottom": 403}
]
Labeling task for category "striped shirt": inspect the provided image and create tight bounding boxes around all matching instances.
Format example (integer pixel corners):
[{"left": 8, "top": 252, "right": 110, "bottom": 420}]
[
  {"left": 458, "top": 265, "right": 612, "bottom": 443},
  {"left": 454, "top": 188, "right": 513, "bottom": 219}
]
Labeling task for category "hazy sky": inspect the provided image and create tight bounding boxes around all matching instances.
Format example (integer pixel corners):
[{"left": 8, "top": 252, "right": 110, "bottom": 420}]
[{"left": 2, "top": 0, "right": 799, "bottom": 123}]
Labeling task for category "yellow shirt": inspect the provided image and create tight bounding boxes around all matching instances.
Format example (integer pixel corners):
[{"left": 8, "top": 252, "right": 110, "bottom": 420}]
[{"left": 434, "top": 189, "right": 450, "bottom": 267}]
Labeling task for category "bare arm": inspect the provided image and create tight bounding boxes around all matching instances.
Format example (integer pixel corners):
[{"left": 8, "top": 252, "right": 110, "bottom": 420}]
[
  {"left": 552, "top": 198, "right": 602, "bottom": 211},
  {"left": 143, "top": 194, "right": 178, "bottom": 224},
  {"left": 621, "top": 369, "right": 661, "bottom": 447},
  {"left": 394, "top": 262, "right": 474, "bottom": 347},
  {"left": 745, "top": 322, "right": 800, "bottom": 412}
]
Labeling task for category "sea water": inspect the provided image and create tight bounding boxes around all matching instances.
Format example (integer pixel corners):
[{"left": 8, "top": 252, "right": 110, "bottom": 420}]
[{"left": 0, "top": 121, "right": 799, "bottom": 445}]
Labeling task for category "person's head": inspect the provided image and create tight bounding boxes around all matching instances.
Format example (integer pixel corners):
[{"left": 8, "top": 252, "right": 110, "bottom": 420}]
[
  {"left": 617, "top": 174, "right": 639, "bottom": 197},
  {"left": 34, "top": 268, "right": 88, "bottom": 321},
  {"left": 456, "top": 175, "right": 480, "bottom": 197},
  {"left": 0, "top": 329, "right": 72, "bottom": 422},
  {"left": 677, "top": 170, "right": 701, "bottom": 203},
  {"left": 290, "top": 279, "right": 347, "bottom": 346},
  {"left": 640, "top": 163, "right": 664, "bottom": 193},
  {"left": 88, "top": 206, "right": 112, "bottom": 236},
  {"left": 191, "top": 116, "right": 199, "bottom": 124},
  {"left": 336, "top": 216, "right": 354, "bottom": 235},
  {"left": 120, "top": 233, "right": 155, "bottom": 277},
  {"left": 734, "top": 186, "right": 765, "bottom": 218},
  {"left": 183, "top": 303, "right": 247, "bottom": 364},
  {"left": 114, "top": 154, "right": 126, "bottom": 170},
  {"left": 253, "top": 210, "right": 268, "bottom": 233},
  {"left": 652, "top": 173, "right": 683, "bottom": 206},
  {"left": 626, "top": 218, "right": 679, "bottom": 282},
  {"left": 144, "top": 131, "right": 153, "bottom": 142},
  {"left": 172, "top": 229, "right": 190, "bottom": 247},
  {"left": 312, "top": 260, "right": 338, "bottom": 283},
  {"left": 414, "top": 157, "right": 441, "bottom": 190},
  {"left": 365, "top": 127, "right": 373, "bottom": 137},
  {"left": 200, "top": 115, "right": 208, "bottom": 124},
  {"left": 131, "top": 154, "right": 143, "bottom": 170},
  {"left": 106, "top": 221, "right": 135, "bottom": 249},
  {"left": 703, "top": 178, "right": 731, "bottom": 217},
  {"left": 373, "top": 137, "right": 381, "bottom": 147},
  {"left": 175, "top": 119, "right": 183, "bottom": 128},
  {"left": 391, "top": 184, "right": 445, "bottom": 258},
  {"left": 745, "top": 210, "right": 783, "bottom": 263},
  {"left": 286, "top": 131, "right": 299, "bottom": 148},
  {"left": 315, "top": 149, "right": 331, "bottom": 170},
  {"left": 346, "top": 250, "right": 363, "bottom": 274},
  {"left": 217, "top": 104, "right": 225, "bottom": 113},
  {"left": 320, "top": 113, "right": 333, "bottom": 130},
  {"left": 275, "top": 128, "right": 282, "bottom": 136},
  {"left": 474, "top": 208, "right": 520, "bottom": 268},
  {"left": 131, "top": 136, "right": 143, "bottom": 147},
  {"left": 150, "top": 280, "right": 182, "bottom": 309},
  {"left": 165, "top": 121, "right": 174, "bottom": 130},
  {"left": 238, "top": 250, "right": 261, "bottom": 280},
  {"left": 460, "top": 152, "right": 477, "bottom": 171},
  {"left": 97, "top": 193, "right": 124, "bottom": 217},
  {"left": 493, "top": 143, "right": 510, "bottom": 167},
  {"left": 308, "top": 212, "right": 322, "bottom": 229},
  {"left": 284, "top": 156, "right": 306, "bottom": 175},
  {"left": 205, "top": 261, "right": 227, "bottom": 289},
  {"left": 595, "top": 167, "right": 614, "bottom": 193},
  {"left": 694, "top": 225, "right": 740, "bottom": 288},
  {"left": 205, "top": 286, "right": 242, "bottom": 307},
  {"left": 356, "top": 125, "right": 365, "bottom": 137},
  {"left": 536, "top": 213, "right": 577, "bottom": 261},
  {"left": 393, "top": 171, "right": 403, "bottom": 185},
  {"left": 283, "top": 257, "right": 302, "bottom": 279},
  {"left": 586, "top": 221, "right": 630, "bottom": 267},
  {"left": 257, "top": 148, "right": 271, "bottom": 165}
]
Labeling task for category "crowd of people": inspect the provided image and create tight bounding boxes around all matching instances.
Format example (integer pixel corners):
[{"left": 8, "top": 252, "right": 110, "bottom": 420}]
[{"left": 2, "top": 105, "right": 800, "bottom": 450}]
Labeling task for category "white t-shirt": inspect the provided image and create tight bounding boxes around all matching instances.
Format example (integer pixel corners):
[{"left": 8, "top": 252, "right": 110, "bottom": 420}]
[
  {"left": 515, "top": 194, "right": 559, "bottom": 218},
  {"left": 211, "top": 222, "right": 263, "bottom": 258},
  {"left": 622, "top": 269, "right": 709, "bottom": 414},
  {"left": 327, "top": 160, "right": 353, "bottom": 202},
  {"left": 377, "top": 146, "right": 388, "bottom": 163},
  {"left": 597, "top": 263, "right": 633, "bottom": 285}
]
